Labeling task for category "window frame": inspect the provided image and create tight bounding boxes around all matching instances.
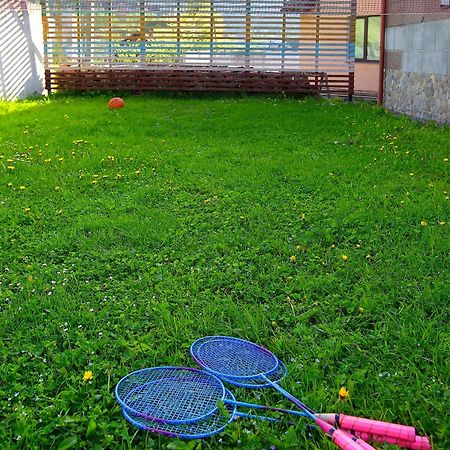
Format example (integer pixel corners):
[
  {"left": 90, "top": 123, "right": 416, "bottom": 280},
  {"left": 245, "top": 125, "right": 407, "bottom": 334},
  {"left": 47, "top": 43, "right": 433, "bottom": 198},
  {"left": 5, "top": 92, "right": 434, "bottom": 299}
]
[{"left": 355, "top": 15, "right": 380, "bottom": 63}]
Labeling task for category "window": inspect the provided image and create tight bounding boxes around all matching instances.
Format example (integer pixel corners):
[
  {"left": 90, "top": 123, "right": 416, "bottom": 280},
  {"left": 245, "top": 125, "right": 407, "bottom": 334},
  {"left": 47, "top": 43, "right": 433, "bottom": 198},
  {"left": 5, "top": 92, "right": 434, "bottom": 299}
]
[
  {"left": 441, "top": 0, "right": 450, "bottom": 6},
  {"left": 355, "top": 16, "right": 381, "bottom": 62}
]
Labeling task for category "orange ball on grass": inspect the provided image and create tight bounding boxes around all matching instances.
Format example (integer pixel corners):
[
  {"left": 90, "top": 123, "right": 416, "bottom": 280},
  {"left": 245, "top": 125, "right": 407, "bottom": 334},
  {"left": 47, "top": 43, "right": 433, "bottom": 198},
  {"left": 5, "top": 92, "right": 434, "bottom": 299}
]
[{"left": 108, "top": 97, "right": 125, "bottom": 109}]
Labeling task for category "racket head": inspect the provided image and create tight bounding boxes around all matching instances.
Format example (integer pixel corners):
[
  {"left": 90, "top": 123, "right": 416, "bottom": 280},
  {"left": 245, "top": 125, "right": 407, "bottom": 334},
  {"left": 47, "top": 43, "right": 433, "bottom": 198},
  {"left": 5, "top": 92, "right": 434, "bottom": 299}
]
[
  {"left": 122, "top": 388, "right": 237, "bottom": 439},
  {"left": 191, "top": 336, "right": 279, "bottom": 381},
  {"left": 221, "top": 359, "right": 287, "bottom": 388},
  {"left": 115, "top": 366, "right": 225, "bottom": 424}
]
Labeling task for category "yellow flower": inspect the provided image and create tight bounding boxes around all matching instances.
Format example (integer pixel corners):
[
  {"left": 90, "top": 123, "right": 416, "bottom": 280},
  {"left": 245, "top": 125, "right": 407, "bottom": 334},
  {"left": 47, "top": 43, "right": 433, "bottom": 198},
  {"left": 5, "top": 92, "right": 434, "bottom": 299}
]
[
  {"left": 83, "top": 371, "right": 93, "bottom": 382},
  {"left": 116, "top": 173, "right": 123, "bottom": 179},
  {"left": 341, "top": 255, "right": 348, "bottom": 262},
  {"left": 27, "top": 275, "right": 33, "bottom": 282},
  {"left": 92, "top": 180, "right": 97, "bottom": 184},
  {"left": 359, "top": 307, "right": 365, "bottom": 314},
  {"left": 7, "top": 158, "right": 14, "bottom": 163},
  {"left": 7, "top": 182, "right": 13, "bottom": 188},
  {"left": 420, "top": 220, "right": 427, "bottom": 227},
  {"left": 135, "top": 169, "right": 142, "bottom": 175},
  {"left": 19, "top": 186, "right": 26, "bottom": 191},
  {"left": 55, "top": 186, "right": 61, "bottom": 191},
  {"left": 437, "top": 220, "right": 446, "bottom": 226},
  {"left": 44, "top": 158, "right": 51, "bottom": 163},
  {"left": 289, "top": 255, "right": 297, "bottom": 263},
  {"left": 409, "top": 172, "right": 415, "bottom": 176},
  {"left": 24, "top": 207, "right": 31, "bottom": 213},
  {"left": 444, "top": 158, "right": 448, "bottom": 162},
  {"left": 339, "top": 386, "right": 349, "bottom": 400},
  {"left": 7, "top": 166, "right": 15, "bottom": 170}
]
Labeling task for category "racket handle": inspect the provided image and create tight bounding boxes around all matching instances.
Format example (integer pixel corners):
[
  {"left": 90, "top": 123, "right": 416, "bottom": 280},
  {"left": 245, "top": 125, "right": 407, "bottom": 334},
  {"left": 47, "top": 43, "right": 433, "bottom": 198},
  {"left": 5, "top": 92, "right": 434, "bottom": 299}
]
[
  {"left": 321, "top": 414, "right": 416, "bottom": 442},
  {"left": 316, "top": 419, "right": 364, "bottom": 450},
  {"left": 356, "top": 432, "right": 431, "bottom": 450}
]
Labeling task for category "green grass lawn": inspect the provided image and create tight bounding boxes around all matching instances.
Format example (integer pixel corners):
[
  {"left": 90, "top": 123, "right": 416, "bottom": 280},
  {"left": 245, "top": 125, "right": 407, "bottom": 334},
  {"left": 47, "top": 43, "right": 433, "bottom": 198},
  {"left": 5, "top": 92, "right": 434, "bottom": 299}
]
[{"left": 0, "top": 94, "right": 448, "bottom": 450}]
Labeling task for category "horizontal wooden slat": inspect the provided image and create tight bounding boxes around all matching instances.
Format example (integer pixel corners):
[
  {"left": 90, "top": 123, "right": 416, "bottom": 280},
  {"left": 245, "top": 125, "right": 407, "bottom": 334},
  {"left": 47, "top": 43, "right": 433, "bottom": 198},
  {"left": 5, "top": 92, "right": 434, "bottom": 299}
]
[{"left": 42, "top": 0, "right": 356, "bottom": 97}]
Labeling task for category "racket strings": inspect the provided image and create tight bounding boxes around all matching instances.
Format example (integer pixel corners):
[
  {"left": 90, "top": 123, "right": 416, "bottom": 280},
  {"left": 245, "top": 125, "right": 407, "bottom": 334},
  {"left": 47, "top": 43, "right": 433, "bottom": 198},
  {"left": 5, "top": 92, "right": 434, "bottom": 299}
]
[
  {"left": 193, "top": 337, "right": 278, "bottom": 379},
  {"left": 222, "top": 360, "right": 287, "bottom": 388},
  {"left": 122, "top": 388, "right": 237, "bottom": 438},
  {"left": 116, "top": 367, "right": 225, "bottom": 423}
]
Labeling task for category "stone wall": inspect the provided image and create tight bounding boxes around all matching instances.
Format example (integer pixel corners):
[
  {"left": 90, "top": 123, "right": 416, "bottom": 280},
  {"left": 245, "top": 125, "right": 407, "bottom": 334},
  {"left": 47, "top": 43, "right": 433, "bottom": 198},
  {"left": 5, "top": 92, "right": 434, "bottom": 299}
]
[
  {"left": 383, "top": 18, "right": 450, "bottom": 124},
  {"left": 0, "top": 3, "right": 45, "bottom": 100}
]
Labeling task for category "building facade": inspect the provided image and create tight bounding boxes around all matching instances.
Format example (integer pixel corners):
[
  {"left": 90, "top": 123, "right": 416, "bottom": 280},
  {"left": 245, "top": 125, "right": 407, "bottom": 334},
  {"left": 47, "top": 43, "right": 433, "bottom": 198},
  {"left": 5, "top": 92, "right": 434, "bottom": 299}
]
[{"left": 383, "top": 0, "right": 450, "bottom": 123}]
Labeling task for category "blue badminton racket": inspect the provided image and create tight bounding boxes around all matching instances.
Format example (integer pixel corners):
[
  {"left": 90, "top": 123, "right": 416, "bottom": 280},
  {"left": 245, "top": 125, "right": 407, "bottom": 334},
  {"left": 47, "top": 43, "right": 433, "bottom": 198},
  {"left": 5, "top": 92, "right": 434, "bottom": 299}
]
[{"left": 190, "top": 336, "right": 374, "bottom": 450}]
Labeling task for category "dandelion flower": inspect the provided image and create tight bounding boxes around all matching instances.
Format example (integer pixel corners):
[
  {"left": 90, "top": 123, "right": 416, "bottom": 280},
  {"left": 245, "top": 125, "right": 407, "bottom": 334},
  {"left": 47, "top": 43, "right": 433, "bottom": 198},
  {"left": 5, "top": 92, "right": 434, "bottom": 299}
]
[
  {"left": 289, "top": 255, "right": 297, "bottom": 263},
  {"left": 7, "top": 158, "right": 14, "bottom": 163},
  {"left": 359, "top": 307, "right": 365, "bottom": 314},
  {"left": 19, "top": 186, "right": 26, "bottom": 191},
  {"left": 437, "top": 220, "right": 445, "bottom": 226},
  {"left": 420, "top": 220, "right": 427, "bottom": 227},
  {"left": 55, "top": 186, "right": 60, "bottom": 191},
  {"left": 135, "top": 169, "right": 142, "bottom": 175},
  {"left": 83, "top": 371, "right": 93, "bottom": 382},
  {"left": 24, "top": 207, "right": 31, "bottom": 213},
  {"left": 339, "top": 386, "right": 349, "bottom": 400},
  {"left": 341, "top": 255, "right": 348, "bottom": 262},
  {"left": 7, "top": 182, "right": 13, "bottom": 188},
  {"left": 7, "top": 166, "right": 15, "bottom": 170},
  {"left": 92, "top": 180, "right": 97, "bottom": 185}
]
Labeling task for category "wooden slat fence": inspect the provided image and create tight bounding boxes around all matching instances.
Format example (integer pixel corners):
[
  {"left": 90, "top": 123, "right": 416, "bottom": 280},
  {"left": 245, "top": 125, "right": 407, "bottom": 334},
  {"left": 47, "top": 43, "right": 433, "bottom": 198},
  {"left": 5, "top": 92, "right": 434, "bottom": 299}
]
[{"left": 42, "top": 0, "right": 356, "bottom": 97}]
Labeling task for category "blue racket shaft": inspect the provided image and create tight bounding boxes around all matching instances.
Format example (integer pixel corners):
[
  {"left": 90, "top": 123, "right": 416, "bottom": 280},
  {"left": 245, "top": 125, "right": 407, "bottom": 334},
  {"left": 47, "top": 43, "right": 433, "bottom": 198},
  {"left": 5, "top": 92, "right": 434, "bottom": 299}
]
[{"left": 227, "top": 398, "right": 308, "bottom": 419}]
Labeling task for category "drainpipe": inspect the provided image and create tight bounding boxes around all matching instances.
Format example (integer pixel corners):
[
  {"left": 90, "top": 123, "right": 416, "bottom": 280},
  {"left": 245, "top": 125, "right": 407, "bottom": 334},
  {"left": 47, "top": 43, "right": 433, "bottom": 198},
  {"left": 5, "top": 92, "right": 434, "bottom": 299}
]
[{"left": 378, "top": 0, "right": 387, "bottom": 106}]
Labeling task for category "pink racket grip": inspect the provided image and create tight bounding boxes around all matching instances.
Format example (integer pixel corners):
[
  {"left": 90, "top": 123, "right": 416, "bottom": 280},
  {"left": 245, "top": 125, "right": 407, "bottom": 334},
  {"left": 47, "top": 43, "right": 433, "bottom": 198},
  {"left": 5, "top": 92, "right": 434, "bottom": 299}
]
[
  {"left": 316, "top": 419, "right": 363, "bottom": 450},
  {"left": 338, "top": 414, "right": 416, "bottom": 442},
  {"left": 356, "top": 432, "right": 431, "bottom": 450}
]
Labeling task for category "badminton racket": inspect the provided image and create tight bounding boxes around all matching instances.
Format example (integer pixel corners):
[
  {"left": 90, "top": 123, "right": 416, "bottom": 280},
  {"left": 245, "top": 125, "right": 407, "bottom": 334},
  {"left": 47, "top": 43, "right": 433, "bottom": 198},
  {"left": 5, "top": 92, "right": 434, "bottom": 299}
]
[
  {"left": 190, "top": 336, "right": 375, "bottom": 450},
  {"left": 190, "top": 336, "right": 422, "bottom": 449}
]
